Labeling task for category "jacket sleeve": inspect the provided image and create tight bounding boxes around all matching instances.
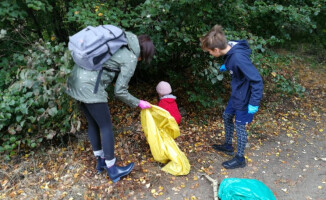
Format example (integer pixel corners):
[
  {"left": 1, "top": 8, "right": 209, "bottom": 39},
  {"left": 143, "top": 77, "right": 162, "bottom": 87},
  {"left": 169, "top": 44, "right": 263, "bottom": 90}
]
[
  {"left": 113, "top": 51, "right": 140, "bottom": 108},
  {"left": 237, "top": 54, "right": 263, "bottom": 106}
]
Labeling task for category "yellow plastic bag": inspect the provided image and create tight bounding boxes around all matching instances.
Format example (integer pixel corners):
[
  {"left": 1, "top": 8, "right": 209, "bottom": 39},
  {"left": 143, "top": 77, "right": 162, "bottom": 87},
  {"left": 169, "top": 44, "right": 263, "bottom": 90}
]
[{"left": 141, "top": 105, "right": 190, "bottom": 175}]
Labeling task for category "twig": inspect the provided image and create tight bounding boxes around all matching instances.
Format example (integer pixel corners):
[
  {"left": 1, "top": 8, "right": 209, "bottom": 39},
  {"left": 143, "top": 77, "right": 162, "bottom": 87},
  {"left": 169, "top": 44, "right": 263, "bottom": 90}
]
[{"left": 198, "top": 173, "right": 219, "bottom": 200}]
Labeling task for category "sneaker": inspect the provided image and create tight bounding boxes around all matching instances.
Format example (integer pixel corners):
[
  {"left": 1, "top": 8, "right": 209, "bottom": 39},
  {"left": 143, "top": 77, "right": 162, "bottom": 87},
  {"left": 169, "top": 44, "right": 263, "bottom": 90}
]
[
  {"left": 212, "top": 144, "right": 234, "bottom": 156},
  {"left": 222, "top": 156, "right": 246, "bottom": 169}
]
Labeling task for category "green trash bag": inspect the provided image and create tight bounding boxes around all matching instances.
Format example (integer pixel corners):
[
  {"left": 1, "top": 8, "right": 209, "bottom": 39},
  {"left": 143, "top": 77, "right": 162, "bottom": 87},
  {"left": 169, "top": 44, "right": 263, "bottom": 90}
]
[{"left": 218, "top": 178, "right": 277, "bottom": 200}]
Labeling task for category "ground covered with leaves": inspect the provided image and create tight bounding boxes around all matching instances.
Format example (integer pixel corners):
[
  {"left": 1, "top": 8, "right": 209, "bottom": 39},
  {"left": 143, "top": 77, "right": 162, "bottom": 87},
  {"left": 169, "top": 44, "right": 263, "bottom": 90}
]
[{"left": 1, "top": 54, "right": 326, "bottom": 200}]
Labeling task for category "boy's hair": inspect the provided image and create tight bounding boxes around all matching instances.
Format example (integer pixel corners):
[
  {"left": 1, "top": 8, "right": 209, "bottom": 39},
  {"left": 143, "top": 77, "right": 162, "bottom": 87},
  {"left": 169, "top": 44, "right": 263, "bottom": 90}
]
[
  {"left": 138, "top": 35, "right": 155, "bottom": 64},
  {"left": 200, "top": 25, "right": 228, "bottom": 50}
]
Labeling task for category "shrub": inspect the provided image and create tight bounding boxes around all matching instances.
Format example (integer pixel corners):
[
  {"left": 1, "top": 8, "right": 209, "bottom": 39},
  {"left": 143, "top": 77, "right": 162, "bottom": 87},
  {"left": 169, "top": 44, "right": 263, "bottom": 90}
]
[{"left": 0, "top": 41, "right": 80, "bottom": 159}]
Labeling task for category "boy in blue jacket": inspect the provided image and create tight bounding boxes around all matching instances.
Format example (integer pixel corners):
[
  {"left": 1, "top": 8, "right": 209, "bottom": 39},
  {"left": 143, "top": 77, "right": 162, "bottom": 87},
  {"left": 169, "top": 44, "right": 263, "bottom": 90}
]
[{"left": 200, "top": 25, "right": 263, "bottom": 169}]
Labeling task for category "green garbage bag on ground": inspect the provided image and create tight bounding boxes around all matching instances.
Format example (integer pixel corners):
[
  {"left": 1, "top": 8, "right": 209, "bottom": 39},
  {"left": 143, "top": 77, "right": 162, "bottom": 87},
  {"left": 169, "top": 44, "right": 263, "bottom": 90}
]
[{"left": 218, "top": 178, "right": 277, "bottom": 200}]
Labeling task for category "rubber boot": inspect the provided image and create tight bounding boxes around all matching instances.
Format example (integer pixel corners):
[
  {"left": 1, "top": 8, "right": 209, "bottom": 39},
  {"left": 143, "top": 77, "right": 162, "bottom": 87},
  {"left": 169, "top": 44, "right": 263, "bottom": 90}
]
[
  {"left": 96, "top": 156, "right": 106, "bottom": 173},
  {"left": 106, "top": 162, "right": 134, "bottom": 183}
]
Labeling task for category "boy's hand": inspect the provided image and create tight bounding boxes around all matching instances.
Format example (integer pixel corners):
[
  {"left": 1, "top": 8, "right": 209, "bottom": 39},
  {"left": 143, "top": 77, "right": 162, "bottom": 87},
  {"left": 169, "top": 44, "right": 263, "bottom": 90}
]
[
  {"left": 138, "top": 100, "right": 151, "bottom": 109},
  {"left": 248, "top": 104, "right": 259, "bottom": 114},
  {"left": 219, "top": 64, "right": 226, "bottom": 72}
]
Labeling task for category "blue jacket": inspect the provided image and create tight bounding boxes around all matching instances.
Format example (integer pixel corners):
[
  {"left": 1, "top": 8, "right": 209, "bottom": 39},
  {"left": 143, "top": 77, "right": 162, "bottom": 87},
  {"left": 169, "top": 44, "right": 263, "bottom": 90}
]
[{"left": 224, "top": 40, "right": 263, "bottom": 110}]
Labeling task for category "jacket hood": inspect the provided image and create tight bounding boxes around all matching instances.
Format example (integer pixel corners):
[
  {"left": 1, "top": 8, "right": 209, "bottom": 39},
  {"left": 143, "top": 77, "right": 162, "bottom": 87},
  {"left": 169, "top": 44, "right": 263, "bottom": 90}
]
[
  {"left": 125, "top": 32, "right": 140, "bottom": 57},
  {"left": 160, "top": 94, "right": 176, "bottom": 100},
  {"left": 225, "top": 40, "right": 251, "bottom": 58},
  {"left": 160, "top": 94, "right": 176, "bottom": 103}
]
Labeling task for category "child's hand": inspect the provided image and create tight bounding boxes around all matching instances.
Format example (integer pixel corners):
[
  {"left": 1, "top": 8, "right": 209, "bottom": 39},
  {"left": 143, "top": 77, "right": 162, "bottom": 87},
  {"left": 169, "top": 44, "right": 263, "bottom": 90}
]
[
  {"left": 248, "top": 104, "right": 259, "bottom": 114},
  {"left": 219, "top": 64, "right": 227, "bottom": 72},
  {"left": 138, "top": 100, "right": 151, "bottom": 109}
]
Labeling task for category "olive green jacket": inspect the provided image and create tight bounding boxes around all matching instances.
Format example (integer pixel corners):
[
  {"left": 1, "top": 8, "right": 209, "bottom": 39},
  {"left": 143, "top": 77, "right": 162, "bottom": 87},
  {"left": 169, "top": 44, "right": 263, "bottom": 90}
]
[{"left": 66, "top": 32, "right": 140, "bottom": 108}]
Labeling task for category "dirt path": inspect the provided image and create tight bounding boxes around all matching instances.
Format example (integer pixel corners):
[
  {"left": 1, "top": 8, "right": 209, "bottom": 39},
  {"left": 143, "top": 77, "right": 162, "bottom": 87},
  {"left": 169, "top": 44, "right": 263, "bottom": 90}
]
[{"left": 1, "top": 61, "right": 325, "bottom": 200}]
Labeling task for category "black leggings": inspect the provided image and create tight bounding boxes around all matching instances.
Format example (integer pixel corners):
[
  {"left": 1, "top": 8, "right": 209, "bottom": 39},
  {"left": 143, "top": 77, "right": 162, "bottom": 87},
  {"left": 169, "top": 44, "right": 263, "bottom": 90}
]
[{"left": 79, "top": 102, "right": 114, "bottom": 160}]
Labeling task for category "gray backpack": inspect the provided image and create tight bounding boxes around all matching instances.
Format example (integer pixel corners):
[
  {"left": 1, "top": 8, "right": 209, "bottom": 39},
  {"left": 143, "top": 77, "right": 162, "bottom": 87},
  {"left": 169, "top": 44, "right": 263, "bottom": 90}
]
[{"left": 68, "top": 25, "right": 127, "bottom": 93}]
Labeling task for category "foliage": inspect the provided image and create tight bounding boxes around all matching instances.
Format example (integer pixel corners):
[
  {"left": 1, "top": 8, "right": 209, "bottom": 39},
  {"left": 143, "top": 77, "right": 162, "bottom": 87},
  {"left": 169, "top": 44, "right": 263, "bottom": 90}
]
[
  {"left": 0, "top": 0, "right": 325, "bottom": 157},
  {"left": 257, "top": 50, "right": 306, "bottom": 97},
  {"left": 0, "top": 41, "right": 80, "bottom": 159}
]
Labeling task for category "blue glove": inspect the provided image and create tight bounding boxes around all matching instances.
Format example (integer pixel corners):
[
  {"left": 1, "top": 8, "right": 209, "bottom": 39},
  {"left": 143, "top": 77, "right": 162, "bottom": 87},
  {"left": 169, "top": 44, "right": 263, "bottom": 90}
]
[
  {"left": 219, "top": 64, "right": 226, "bottom": 72},
  {"left": 248, "top": 104, "right": 259, "bottom": 114}
]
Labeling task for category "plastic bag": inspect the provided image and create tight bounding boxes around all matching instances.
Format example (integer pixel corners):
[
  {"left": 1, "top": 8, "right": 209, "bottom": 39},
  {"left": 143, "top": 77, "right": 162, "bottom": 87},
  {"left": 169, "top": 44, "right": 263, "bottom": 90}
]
[
  {"left": 141, "top": 105, "right": 190, "bottom": 175},
  {"left": 218, "top": 178, "right": 277, "bottom": 200}
]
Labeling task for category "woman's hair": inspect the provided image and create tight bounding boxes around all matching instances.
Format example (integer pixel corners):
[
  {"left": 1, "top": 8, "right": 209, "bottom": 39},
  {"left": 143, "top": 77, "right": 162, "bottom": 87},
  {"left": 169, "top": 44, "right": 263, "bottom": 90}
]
[
  {"left": 200, "top": 25, "right": 228, "bottom": 50},
  {"left": 138, "top": 35, "right": 155, "bottom": 64}
]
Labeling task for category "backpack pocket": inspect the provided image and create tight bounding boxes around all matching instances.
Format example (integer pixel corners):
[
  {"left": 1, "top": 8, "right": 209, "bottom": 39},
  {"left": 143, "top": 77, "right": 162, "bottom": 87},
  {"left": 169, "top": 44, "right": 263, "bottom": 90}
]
[{"left": 69, "top": 26, "right": 105, "bottom": 52}]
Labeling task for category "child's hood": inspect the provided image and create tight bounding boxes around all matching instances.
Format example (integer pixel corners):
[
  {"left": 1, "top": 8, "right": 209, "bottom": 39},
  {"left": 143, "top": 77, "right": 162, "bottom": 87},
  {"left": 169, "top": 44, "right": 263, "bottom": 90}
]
[
  {"left": 160, "top": 94, "right": 176, "bottom": 103},
  {"left": 225, "top": 40, "right": 251, "bottom": 57}
]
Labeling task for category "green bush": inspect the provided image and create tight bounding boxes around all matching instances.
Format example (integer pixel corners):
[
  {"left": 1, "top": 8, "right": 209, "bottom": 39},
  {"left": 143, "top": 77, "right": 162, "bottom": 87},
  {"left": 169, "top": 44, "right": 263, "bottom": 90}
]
[{"left": 0, "top": 41, "right": 81, "bottom": 159}]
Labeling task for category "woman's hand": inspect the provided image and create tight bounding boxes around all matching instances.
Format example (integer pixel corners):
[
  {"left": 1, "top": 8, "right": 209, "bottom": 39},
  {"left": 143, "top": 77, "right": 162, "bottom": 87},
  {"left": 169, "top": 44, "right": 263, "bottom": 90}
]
[{"left": 138, "top": 100, "right": 151, "bottom": 109}]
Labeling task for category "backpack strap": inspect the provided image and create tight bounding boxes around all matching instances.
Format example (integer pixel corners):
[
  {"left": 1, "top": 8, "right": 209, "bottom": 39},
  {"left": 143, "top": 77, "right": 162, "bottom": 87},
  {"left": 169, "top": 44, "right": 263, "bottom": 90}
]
[
  {"left": 93, "top": 69, "right": 103, "bottom": 94},
  {"left": 93, "top": 67, "right": 121, "bottom": 94},
  {"left": 126, "top": 43, "right": 136, "bottom": 56}
]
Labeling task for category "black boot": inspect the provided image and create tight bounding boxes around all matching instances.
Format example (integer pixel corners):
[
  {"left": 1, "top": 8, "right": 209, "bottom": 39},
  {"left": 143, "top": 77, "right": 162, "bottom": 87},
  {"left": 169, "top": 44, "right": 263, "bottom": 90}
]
[
  {"left": 96, "top": 156, "right": 106, "bottom": 173},
  {"left": 222, "top": 155, "right": 246, "bottom": 169},
  {"left": 212, "top": 144, "right": 234, "bottom": 155},
  {"left": 106, "top": 162, "right": 134, "bottom": 183}
]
